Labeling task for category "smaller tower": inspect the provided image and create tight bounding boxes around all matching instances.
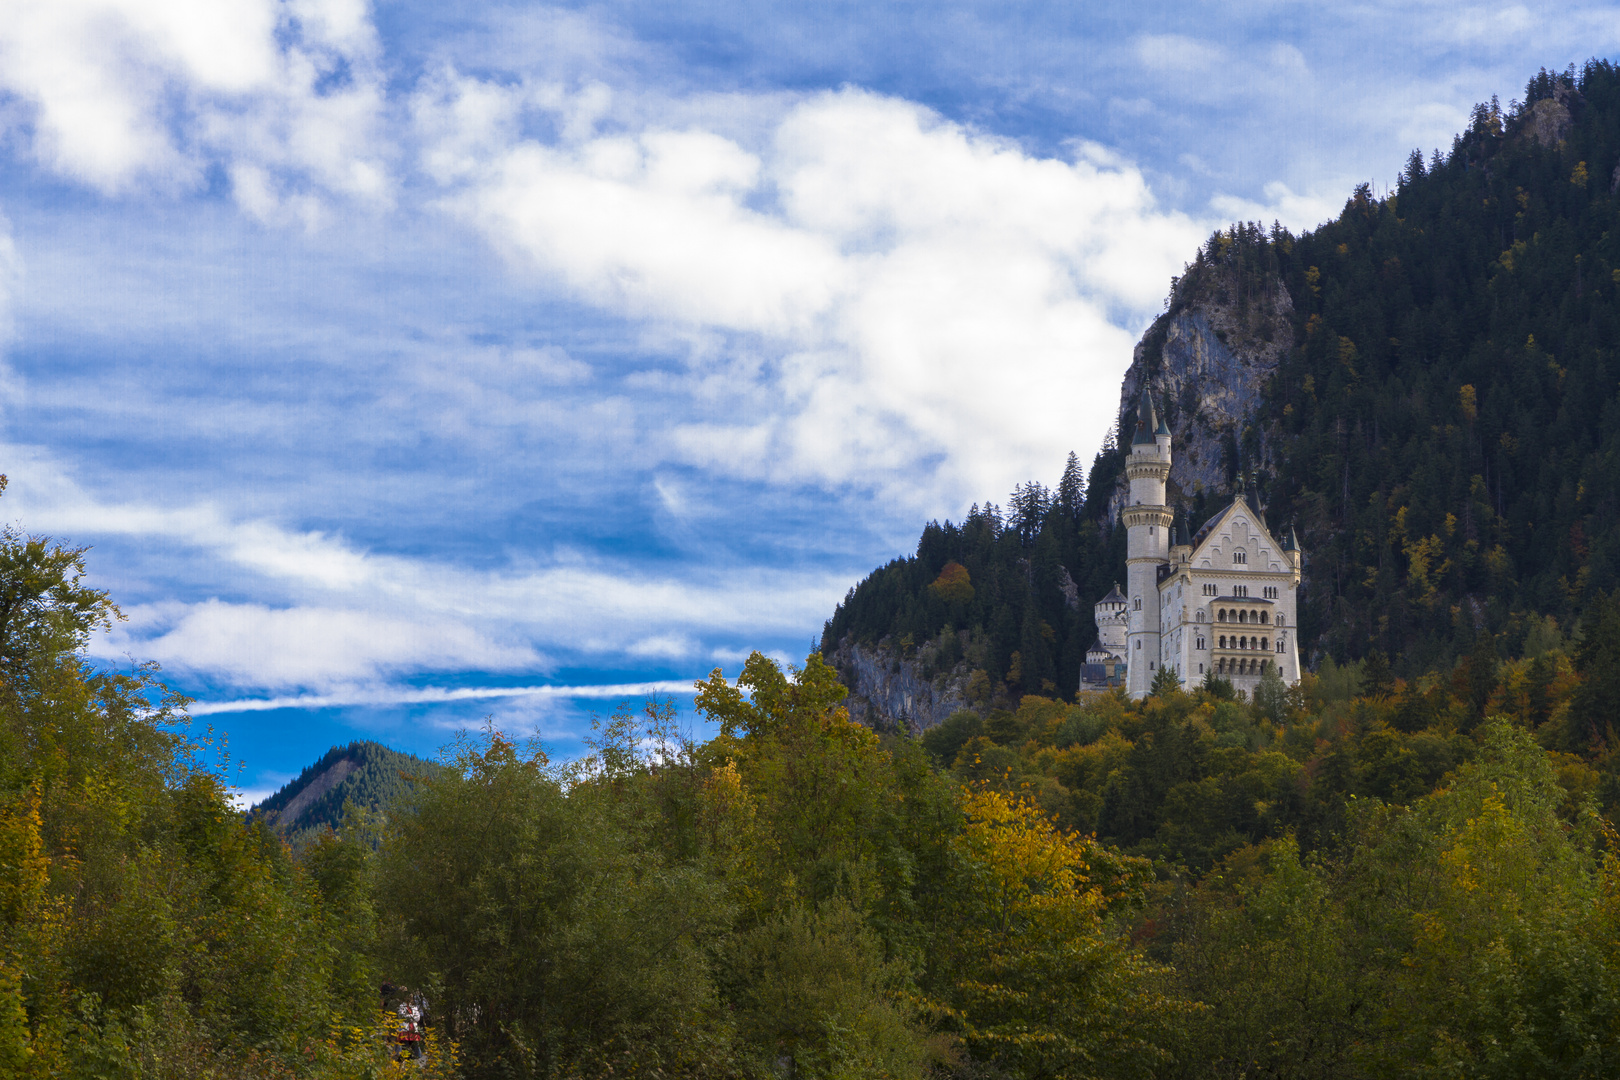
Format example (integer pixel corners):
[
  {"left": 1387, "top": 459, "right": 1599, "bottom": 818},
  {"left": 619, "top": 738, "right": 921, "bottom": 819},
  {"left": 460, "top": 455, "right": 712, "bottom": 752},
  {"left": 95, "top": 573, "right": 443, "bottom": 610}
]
[
  {"left": 1281, "top": 523, "right": 1302, "bottom": 585},
  {"left": 1093, "top": 584, "right": 1128, "bottom": 656},
  {"left": 1122, "top": 387, "right": 1174, "bottom": 698},
  {"left": 1169, "top": 508, "right": 1192, "bottom": 568}
]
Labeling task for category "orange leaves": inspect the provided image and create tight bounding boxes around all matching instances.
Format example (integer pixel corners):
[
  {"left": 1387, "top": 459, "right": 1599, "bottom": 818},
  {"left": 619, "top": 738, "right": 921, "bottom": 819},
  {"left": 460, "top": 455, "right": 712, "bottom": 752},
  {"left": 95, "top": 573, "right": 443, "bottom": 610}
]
[{"left": 928, "top": 561, "right": 975, "bottom": 605}]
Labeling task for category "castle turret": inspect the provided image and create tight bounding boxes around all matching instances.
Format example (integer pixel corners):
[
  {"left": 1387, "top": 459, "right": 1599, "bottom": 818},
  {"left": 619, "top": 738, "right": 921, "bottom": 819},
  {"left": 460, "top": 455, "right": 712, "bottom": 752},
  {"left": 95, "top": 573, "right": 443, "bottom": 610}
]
[
  {"left": 1169, "top": 508, "right": 1192, "bottom": 567},
  {"left": 1281, "top": 523, "right": 1302, "bottom": 584},
  {"left": 1093, "top": 583, "right": 1128, "bottom": 656},
  {"left": 1122, "top": 387, "right": 1173, "bottom": 698}
]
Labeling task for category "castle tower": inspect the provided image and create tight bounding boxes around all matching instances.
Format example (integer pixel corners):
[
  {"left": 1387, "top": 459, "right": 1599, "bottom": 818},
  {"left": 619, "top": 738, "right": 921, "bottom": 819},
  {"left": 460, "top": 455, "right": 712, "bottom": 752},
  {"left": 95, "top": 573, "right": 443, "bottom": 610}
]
[
  {"left": 1122, "top": 387, "right": 1173, "bottom": 698},
  {"left": 1093, "top": 583, "right": 1128, "bottom": 656}
]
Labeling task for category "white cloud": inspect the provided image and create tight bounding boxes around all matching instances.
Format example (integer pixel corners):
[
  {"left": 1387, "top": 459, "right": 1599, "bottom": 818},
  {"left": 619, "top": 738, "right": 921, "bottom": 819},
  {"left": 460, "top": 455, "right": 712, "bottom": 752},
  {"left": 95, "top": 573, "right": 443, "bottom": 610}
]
[
  {"left": 5, "top": 446, "right": 846, "bottom": 690},
  {"left": 100, "top": 599, "right": 543, "bottom": 687},
  {"left": 627, "top": 633, "right": 697, "bottom": 659},
  {"left": 192, "top": 679, "right": 699, "bottom": 717},
  {"left": 1209, "top": 181, "right": 1346, "bottom": 234},
  {"left": 0, "top": 0, "right": 389, "bottom": 215},
  {"left": 445, "top": 126, "right": 848, "bottom": 334},
  {"left": 422, "top": 80, "right": 1205, "bottom": 504},
  {"left": 0, "top": 208, "right": 19, "bottom": 347},
  {"left": 1133, "top": 34, "right": 1225, "bottom": 74}
]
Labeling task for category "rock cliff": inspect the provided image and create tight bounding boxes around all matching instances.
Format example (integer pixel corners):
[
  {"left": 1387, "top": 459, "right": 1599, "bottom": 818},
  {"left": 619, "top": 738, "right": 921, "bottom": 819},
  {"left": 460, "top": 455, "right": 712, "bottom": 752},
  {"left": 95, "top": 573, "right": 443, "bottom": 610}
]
[
  {"left": 828, "top": 637, "right": 972, "bottom": 734},
  {"left": 1113, "top": 248, "right": 1294, "bottom": 517}
]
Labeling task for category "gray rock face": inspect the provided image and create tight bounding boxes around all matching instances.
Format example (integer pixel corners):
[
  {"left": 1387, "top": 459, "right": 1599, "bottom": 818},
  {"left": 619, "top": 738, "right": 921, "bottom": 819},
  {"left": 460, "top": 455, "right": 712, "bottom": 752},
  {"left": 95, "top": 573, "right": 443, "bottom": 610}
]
[
  {"left": 1113, "top": 270, "right": 1294, "bottom": 516},
  {"left": 1524, "top": 98, "right": 1573, "bottom": 148},
  {"left": 829, "top": 638, "right": 970, "bottom": 734}
]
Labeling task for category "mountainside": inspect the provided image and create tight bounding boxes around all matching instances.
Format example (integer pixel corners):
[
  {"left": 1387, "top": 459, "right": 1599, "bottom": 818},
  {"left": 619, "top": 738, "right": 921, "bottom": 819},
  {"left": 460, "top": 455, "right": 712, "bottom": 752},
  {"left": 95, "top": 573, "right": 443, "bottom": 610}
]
[
  {"left": 824, "top": 60, "right": 1620, "bottom": 725},
  {"left": 251, "top": 741, "right": 441, "bottom": 841}
]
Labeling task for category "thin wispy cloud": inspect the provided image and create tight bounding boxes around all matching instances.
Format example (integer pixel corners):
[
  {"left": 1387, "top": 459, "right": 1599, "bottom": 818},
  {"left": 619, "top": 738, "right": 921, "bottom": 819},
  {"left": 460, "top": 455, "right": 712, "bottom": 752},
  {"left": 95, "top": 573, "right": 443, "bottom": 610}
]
[{"left": 189, "top": 679, "right": 700, "bottom": 717}]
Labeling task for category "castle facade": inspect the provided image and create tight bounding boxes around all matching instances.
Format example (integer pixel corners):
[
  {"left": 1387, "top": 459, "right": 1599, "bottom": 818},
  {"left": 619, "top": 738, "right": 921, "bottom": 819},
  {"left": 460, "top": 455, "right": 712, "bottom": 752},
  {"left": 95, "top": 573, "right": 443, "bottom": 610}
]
[{"left": 1084, "top": 388, "right": 1302, "bottom": 699}]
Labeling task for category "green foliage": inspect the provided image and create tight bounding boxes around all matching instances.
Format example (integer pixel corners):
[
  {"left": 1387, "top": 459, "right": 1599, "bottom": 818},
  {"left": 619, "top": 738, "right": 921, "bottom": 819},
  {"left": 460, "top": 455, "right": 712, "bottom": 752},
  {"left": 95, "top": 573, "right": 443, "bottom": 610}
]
[
  {"left": 1149, "top": 664, "right": 1183, "bottom": 697},
  {"left": 0, "top": 521, "right": 416, "bottom": 1076},
  {"left": 375, "top": 725, "right": 733, "bottom": 1078},
  {"left": 722, "top": 902, "right": 940, "bottom": 1080},
  {"left": 1162, "top": 722, "right": 1620, "bottom": 1078},
  {"left": 921, "top": 708, "right": 982, "bottom": 766}
]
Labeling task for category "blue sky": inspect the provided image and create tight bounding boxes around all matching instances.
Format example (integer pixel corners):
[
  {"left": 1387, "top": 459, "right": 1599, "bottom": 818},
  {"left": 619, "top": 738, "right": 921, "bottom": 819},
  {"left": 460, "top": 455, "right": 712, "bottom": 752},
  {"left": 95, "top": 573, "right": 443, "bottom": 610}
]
[{"left": 0, "top": 0, "right": 1612, "bottom": 803}]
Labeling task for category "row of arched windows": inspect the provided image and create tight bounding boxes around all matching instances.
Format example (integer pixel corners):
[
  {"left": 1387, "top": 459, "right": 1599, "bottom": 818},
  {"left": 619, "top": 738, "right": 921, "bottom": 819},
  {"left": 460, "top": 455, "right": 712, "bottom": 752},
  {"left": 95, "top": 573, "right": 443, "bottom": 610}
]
[
  {"left": 1218, "top": 635, "right": 1268, "bottom": 651},
  {"left": 1217, "top": 608, "right": 1269, "bottom": 624},
  {"left": 1217, "top": 658, "right": 1269, "bottom": 675}
]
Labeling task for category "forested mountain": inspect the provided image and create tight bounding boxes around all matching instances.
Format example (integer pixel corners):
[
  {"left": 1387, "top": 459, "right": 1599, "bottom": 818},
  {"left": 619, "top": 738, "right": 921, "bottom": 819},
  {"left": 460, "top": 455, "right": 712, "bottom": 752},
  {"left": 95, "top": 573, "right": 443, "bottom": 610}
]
[
  {"left": 825, "top": 61, "right": 1620, "bottom": 720},
  {"left": 252, "top": 740, "right": 442, "bottom": 845}
]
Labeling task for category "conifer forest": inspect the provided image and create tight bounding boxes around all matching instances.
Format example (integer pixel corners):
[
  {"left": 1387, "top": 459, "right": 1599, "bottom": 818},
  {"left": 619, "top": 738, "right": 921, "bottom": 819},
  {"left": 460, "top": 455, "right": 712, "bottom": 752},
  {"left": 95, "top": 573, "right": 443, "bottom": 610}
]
[{"left": 12, "top": 61, "right": 1620, "bottom": 1080}]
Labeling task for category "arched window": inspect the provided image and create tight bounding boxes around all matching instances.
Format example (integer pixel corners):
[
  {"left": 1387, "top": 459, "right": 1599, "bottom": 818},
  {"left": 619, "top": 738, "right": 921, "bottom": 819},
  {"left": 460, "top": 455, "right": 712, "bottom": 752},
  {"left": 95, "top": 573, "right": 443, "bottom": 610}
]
[
  {"left": 1276, "top": 614, "right": 1285, "bottom": 626},
  {"left": 1134, "top": 597, "right": 1142, "bottom": 610},
  {"left": 1218, "top": 609, "right": 1227, "bottom": 622},
  {"left": 1196, "top": 611, "right": 1204, "bottom": 622},
  {"left": 1218, "top": 635, "right": 1226, "bottom": 649},
  {"left": 1260, "top": 611, "right": 1269, "bottom": 624},
  {"left": 1238, "top": 610, "right": 1247, "bottom": 624},
  {"left": 1261, "top": 638, "right": 1268, "bottom": 651},
  {"left": 1233, "top": 550, "right": 1247, "bottom": 565}
]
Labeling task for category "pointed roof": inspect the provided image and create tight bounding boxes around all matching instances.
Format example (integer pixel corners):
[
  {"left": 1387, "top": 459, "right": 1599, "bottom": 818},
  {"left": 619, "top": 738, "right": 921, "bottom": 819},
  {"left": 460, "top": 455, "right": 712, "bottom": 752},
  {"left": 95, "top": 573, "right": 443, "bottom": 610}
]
[
  {"left": 1186, "top": 496, "right": 1289, "bottom": 567},
  {"left": 1131, "top": 387, "right": 1159, "bottom": 445},
  {"left": 1097, "top": 582, "right": 1127, "bottom": 606},
  {"left": 1281, "top": 523, "right": 1300, "bottom": 552}
]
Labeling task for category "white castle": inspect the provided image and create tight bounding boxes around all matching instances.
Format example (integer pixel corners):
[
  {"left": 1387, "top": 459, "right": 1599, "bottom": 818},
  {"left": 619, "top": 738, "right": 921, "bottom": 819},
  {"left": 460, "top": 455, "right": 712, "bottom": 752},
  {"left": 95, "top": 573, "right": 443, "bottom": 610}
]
[{"left": 1084, "top": 387, "right": 1302, "bottom": 699}]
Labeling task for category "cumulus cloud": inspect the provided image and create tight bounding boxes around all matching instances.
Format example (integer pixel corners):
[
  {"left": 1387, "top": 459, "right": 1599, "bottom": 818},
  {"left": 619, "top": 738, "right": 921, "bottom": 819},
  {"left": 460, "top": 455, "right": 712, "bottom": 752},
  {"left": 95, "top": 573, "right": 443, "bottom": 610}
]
[
  {"left": 419, "top": 78, "right": 1205, "bottom": 503},
  {"left": 0, "top": 0, "right": 388, "bottom": 218}
]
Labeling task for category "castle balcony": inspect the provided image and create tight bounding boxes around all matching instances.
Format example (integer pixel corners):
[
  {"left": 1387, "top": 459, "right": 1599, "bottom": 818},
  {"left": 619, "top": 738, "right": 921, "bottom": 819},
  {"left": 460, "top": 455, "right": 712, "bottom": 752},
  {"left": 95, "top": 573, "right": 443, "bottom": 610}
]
[
  {"left": 1210, "top": 651, "right": 1278, "bottom": 677},
  {"left": 1209, "top": 597, "right": 1276, "bottom": 627},
  {"left": 1121, "top": 505, "right": 1174, "bottom": 530}
]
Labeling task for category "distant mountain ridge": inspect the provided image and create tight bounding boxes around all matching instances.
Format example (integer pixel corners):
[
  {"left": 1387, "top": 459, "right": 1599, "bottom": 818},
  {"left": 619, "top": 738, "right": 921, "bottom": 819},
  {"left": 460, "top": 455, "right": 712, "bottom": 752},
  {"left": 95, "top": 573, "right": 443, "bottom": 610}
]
[
  {"left": 252, "top": 741, "right": 441, "bottom": 839},
  {"left": 824, "top": 60, "right": 1620, "bottom": 727}
]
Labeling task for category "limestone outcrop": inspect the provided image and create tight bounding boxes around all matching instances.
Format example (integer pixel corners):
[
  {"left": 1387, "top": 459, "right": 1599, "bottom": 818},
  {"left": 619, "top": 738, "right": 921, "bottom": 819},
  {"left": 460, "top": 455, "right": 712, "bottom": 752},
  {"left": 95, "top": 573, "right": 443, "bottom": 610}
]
[
  {"left": 1113, "top": 258, "right": 1294, "bottom": 516},
  {"left": 828, "top": 637, "right": 971, "bottom": 734}
]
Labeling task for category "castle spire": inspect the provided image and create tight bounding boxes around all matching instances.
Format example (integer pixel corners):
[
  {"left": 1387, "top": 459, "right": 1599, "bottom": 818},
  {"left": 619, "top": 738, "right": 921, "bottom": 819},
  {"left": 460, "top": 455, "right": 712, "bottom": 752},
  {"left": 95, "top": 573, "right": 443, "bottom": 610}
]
[{"left": 1132, "top": 386, "right": 1158, "bottom": 446}]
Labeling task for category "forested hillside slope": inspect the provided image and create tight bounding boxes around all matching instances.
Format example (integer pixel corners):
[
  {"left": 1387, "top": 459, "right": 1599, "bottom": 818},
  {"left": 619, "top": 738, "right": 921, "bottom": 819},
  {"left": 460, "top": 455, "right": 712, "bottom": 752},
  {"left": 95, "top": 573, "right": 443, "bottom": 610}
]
[
  {"left": 252, "top": 741, "right": 442, "bottom": 845},
  {"left": 825, "top": 61, "right": 1620, "bottom": 720}
]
